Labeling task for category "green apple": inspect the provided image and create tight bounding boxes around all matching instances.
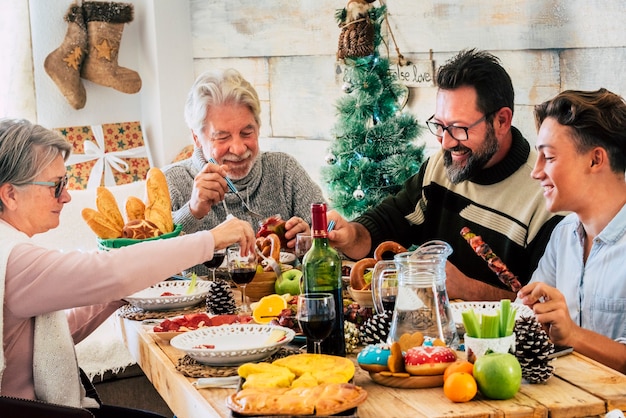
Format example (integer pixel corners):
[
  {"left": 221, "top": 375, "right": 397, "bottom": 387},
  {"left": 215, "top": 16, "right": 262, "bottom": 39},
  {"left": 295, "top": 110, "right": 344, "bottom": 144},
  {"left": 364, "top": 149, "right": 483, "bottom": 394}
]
[
  {"left": 473, "top": 352, "right": 522, "bottom": 400},
  {"left": 275, "top": 269, "right": 303, "bottom": 295}
]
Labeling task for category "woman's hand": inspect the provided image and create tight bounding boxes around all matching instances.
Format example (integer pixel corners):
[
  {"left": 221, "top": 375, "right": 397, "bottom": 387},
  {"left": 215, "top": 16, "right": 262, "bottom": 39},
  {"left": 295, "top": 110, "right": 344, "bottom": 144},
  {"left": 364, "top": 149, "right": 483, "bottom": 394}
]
[{"left": 210, "top": 216, "right": 256, "bottom": 254}]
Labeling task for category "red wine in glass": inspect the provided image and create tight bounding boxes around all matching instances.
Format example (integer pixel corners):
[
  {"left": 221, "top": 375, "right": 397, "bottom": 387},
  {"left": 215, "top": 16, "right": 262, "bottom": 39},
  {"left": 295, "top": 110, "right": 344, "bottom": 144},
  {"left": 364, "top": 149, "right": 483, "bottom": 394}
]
[
  {"left": 299, "top": 316, "right": 333, "bottom": 341},
  {"left": 202, "top": 251, "right": 225, "bottom": 281},
  {"left": 381, "top": 295, "right": 396, "bottom": 312},
  {"left": 230, "top": 268, "right": 256, "bottom": 285}
]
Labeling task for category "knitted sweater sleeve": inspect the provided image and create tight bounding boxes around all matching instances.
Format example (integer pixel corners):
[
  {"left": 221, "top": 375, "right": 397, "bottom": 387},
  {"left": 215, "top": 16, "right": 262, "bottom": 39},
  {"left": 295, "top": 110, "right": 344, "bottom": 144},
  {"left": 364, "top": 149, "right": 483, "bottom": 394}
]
[{"left": 353, "top": 159, "right": 429, "bottom": 255}]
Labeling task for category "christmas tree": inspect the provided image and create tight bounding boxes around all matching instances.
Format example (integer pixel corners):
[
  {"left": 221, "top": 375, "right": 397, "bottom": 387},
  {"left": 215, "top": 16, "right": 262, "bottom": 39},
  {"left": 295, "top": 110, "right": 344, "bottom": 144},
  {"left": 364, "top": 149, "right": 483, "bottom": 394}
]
[{"left": 322, "top": 2, "right": 425, "bottom": 219}]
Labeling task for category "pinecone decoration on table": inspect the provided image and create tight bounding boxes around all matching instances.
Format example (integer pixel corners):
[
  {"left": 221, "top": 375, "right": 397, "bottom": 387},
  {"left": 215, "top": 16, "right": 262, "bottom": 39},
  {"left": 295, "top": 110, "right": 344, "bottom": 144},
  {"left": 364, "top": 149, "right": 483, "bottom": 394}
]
[
  {"left": 514, "top": 315, "right": 555, "bottom": 383},
  {"left": 205, "top": 279, "right": 237, "bottom": 315},
  {"left": 360, "top": 311, "right": 392, "bottom": 345}
]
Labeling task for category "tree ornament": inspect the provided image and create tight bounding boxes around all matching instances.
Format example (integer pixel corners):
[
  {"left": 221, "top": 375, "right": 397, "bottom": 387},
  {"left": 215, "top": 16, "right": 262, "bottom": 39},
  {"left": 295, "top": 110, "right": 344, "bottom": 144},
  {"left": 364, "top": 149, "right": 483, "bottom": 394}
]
[
  {"left": 325, "top": 153, "right": 337, "bottom": 165},
  {"left": 342, "top": 81, "right": 354, "bottom": 93},
  {"left": 336, "top": 0, "right": 376, "bottom": 60},
  {"left": 353, "top": 186, "right": 365, "bottom": 200}
]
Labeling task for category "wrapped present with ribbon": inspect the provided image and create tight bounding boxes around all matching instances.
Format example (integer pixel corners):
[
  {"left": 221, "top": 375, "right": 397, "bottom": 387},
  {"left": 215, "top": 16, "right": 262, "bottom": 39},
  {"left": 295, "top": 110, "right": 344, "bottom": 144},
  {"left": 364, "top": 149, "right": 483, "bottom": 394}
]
[{"left": 55, "top": 121, "right": 152, "bottom": 190}]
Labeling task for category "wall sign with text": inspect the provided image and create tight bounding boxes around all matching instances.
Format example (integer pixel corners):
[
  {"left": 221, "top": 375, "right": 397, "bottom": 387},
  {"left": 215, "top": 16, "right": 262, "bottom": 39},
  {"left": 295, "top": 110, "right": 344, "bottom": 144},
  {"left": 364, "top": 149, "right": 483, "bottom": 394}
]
[{"left": 388, "top": 58, "right": 435, "bottom": 88}]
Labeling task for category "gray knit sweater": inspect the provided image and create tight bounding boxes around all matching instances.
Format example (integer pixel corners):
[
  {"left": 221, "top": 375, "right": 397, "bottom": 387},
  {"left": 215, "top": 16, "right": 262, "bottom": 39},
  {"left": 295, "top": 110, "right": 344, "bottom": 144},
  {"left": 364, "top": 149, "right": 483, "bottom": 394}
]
[{"left": 162, "top": 147, "right": 325, "bottom": 275}]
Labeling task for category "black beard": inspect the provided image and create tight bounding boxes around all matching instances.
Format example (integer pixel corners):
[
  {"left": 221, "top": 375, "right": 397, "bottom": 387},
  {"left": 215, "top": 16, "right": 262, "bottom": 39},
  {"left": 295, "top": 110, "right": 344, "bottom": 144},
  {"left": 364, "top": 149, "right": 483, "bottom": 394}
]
[{"left": 443, "top": 130, "right": 499, "bottom": 184}]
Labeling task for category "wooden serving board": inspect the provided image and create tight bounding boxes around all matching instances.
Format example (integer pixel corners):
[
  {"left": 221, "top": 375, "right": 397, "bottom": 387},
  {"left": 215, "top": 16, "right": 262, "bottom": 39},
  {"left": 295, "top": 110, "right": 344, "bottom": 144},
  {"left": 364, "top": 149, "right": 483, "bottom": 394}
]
[{"left": 369, "top": 371, "right": 443, "bottom": 389}]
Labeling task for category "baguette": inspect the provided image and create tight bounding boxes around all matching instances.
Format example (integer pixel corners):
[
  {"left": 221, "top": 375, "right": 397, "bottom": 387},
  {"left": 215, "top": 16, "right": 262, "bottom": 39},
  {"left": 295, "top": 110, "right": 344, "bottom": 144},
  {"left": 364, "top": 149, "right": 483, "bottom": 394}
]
[
  {"left": 125, "top": 196, "right": 146, "bottom": 221},
  {"left": 144, "top": 167, "right": 174, "bottom": 234},
  {"left": 96, "top": 186, "right": 124, "bottom": 230},
  {"left": 81, "top": 207, "right": 123, "bottom": 239}
]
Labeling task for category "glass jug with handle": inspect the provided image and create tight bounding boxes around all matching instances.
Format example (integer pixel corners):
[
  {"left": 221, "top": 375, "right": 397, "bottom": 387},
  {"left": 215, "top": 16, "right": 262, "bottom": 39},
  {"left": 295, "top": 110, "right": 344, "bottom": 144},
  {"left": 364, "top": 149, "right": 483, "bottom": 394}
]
[
  {"left": 371, "top": 260, "right": 398, "bottom": 315},
  {"left": 387, "top": 240, "right": 459, "bottom": 348}
]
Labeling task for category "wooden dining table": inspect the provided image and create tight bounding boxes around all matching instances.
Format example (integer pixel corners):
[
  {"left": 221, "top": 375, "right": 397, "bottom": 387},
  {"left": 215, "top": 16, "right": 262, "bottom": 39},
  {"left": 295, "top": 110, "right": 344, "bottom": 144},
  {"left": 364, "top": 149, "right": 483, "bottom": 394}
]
[{"left": 118, "top": 315, "right": 626, "bottom": 418}]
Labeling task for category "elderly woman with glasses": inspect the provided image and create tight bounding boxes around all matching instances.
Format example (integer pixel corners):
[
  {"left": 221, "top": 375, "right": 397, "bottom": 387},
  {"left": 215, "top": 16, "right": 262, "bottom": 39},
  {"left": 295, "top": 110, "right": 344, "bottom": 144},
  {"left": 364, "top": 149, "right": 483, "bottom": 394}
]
[
  {"left": 327, "top": 48, "right": 563, "bottom": 302},
  {"left": 0, "top": 118, "right": 256, "bottom": 417}
]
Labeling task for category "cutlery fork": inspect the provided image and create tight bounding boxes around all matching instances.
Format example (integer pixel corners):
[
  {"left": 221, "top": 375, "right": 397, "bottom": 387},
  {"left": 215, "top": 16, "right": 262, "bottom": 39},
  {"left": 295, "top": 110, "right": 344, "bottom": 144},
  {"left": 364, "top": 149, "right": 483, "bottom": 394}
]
[{"left": 208, "top": 158, "right": 264, "bottom": 220}]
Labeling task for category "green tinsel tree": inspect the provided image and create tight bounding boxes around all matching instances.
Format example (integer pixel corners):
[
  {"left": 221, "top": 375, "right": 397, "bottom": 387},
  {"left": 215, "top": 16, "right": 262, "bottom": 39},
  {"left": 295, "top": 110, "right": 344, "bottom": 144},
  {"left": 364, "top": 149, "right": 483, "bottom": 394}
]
[{"left": 322, "top": 3, "right": 425, "bottom": 219}]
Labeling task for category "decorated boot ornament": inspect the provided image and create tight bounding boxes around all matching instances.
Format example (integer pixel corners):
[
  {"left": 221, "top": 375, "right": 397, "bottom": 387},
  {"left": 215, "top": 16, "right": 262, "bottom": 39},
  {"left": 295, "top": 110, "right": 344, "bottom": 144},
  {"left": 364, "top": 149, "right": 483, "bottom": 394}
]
[
  {"left": 81, "top": 1, "right": 142, "bottom": 94},
  {"left": 44, "top": 3, "right": 88, "bottom": 109}
]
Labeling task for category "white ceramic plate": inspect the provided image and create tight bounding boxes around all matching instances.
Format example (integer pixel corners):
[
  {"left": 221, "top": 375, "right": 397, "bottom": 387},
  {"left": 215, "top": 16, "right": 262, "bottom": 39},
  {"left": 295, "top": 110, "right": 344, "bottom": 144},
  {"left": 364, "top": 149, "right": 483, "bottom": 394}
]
[
  {"left": 124, "top": 281, "right": 211, "bottom": 311},
  {"left": 450, "top": 301, "right": 534, "bottom": 328},
  {"left": 279, "top": 252, "right": 296, "bottom": 265},
  {"left": 170, "top": 324, "right": 295, "bottom": 366}
]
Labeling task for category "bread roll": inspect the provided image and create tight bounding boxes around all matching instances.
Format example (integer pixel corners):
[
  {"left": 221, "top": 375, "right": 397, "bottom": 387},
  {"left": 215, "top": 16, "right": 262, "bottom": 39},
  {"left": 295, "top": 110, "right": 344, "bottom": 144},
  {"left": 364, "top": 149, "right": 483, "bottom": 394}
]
[
  {"left": 96, "top": 186, "right": 124, "bottom": 230},
  {"left": 81, "top": 207, "right": 123, "bottom": 239},
  {"left": 144, "top": 167, "right": 174, "bottom": 233},
  {"left": 122, "top": 219, "right": 162, "bottom": 239},
  {"left": 125, "top": 196, "right": 146, "bottom": 221}
]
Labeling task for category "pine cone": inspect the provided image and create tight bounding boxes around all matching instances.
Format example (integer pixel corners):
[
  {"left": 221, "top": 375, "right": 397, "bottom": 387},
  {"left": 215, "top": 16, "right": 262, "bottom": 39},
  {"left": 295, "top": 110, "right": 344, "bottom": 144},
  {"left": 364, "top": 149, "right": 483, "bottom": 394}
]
[
  {"left": 205, "top": 279, "right": 237, "bottom": 315},
  {"left": 514, "top": 315, "right": 555, "bottom": 383},
  {"left": 360, "top": 311, "right": 391, "bottom": 345}
]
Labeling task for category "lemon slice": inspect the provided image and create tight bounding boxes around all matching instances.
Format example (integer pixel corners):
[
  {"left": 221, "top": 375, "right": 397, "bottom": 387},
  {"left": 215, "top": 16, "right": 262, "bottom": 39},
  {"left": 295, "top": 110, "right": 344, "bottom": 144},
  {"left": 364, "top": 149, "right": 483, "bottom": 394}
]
[{"left": 252, "top": 294, "right": 287, "bottom": 324}]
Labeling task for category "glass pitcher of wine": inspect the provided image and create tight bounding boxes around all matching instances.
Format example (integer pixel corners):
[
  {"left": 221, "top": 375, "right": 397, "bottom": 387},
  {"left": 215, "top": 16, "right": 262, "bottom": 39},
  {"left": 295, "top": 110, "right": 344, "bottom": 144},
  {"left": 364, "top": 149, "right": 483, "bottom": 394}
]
[{"left": 387, "top": 241, "right": 459, "bottom": 348}]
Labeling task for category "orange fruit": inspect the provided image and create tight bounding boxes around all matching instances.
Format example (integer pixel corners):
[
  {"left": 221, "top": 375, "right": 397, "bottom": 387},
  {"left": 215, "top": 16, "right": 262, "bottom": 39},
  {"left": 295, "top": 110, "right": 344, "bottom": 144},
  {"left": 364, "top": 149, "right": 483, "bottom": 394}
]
[
  {"left": 252, "top": 294, "right": 287, "bottom": 324},
  {"left": 443, "top": 372, "right": 477, "bottom": 403},
  {"left": 443, "top": 360, "right": 474, "bottom": 382}
]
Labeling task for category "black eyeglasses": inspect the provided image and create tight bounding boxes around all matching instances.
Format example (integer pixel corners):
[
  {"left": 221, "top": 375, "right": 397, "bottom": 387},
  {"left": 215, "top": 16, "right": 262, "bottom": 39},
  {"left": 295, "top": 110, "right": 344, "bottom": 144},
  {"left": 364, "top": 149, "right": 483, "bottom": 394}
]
[
  {"left": 24, "top": 174, "right": 68, "bottom": 198},
  {"left": 426, "top": 111, "right": 495, "bottom": 141}
]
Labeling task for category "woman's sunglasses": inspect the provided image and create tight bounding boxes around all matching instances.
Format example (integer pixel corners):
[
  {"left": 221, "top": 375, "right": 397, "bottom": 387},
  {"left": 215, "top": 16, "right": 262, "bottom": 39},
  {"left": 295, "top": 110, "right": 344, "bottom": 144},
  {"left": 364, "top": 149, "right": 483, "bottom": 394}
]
[{"left": 25, "top": 174, "right": 69, "bottom": 198}]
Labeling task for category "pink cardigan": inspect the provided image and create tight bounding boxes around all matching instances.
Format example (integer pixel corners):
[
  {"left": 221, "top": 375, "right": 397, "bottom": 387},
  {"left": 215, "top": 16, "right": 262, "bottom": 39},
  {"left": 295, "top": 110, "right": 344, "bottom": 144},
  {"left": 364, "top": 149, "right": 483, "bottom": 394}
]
[{"left": 2, "top": 230, "right": 215, "bottom": 399}]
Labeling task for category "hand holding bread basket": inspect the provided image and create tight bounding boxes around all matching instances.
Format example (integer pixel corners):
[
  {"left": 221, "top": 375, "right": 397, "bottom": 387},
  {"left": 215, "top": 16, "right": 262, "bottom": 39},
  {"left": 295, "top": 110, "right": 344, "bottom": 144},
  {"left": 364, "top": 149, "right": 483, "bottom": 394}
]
[{"left": 81, "top": 167, "right": 180, "bottom": 247}]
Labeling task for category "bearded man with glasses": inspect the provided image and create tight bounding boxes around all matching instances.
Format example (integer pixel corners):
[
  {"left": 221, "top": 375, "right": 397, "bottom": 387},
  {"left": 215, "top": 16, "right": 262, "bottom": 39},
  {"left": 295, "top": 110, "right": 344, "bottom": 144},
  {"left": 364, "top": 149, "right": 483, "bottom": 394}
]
[{"left": 328, "top": 49, "right": 564, "bottom": 301}]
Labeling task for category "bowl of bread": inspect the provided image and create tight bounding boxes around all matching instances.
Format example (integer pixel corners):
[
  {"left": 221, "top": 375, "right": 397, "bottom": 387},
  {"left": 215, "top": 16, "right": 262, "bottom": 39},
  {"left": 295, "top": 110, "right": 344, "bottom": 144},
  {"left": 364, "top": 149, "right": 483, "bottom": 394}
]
[{"left": 80, "top": 167, "right": 183, "bottom": 250}]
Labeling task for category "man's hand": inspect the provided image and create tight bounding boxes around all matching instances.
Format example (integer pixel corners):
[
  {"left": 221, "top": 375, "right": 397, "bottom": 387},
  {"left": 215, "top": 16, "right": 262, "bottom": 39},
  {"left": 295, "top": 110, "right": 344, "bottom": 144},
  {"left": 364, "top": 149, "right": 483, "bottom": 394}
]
[
  {"left": 326, "top": 210, "right": 371, "bottom": 260},
  {"left": 188, "top": 162, "right": 229, "bottom": 219},
  {"left": 282, "top": 216, "right": 311, "bottom": 249},
  {"left": 517, "top": 282, "right": 576, "bottom": 346}
]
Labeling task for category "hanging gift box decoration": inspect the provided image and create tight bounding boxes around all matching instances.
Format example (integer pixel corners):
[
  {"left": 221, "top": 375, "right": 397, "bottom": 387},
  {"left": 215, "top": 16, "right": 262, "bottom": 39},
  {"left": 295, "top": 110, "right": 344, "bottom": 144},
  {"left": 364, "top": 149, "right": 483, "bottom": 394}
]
[{"left": 55, "top": 121, "right": 152, "bottom": 190}]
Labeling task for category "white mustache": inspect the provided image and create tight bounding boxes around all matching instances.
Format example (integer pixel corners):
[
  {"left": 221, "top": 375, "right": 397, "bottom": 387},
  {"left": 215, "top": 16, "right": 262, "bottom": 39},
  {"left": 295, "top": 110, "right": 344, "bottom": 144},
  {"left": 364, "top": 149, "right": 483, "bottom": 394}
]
[{"left": 223, "top": 151, "right": 252, "bottom": 162}]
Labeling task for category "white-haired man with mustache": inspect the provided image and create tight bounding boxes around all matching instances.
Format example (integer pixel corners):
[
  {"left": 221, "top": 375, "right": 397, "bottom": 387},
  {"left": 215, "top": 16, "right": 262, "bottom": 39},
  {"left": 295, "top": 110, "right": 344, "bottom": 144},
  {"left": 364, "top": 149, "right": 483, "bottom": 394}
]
[
  {"left": 328, "top": 49, "right": 564, "bottom": 301},
  {"left": 164, "top": 69, "right": 324, "bottom": 276}
]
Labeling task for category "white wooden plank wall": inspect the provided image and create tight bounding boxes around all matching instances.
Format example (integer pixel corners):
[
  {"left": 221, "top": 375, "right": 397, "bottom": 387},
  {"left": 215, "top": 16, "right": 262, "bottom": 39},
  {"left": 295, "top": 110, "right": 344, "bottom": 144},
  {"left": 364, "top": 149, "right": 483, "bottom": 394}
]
[{"left": 190, "top": 0, "right": 626, "bottom": 154}]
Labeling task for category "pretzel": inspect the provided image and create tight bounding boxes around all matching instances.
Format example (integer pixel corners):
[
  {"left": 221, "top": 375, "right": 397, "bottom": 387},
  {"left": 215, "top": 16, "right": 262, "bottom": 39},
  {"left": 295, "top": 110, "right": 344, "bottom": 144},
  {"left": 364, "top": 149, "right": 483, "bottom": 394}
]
[
  {"left": 255, "top": 233, "right": 281, "bottom": 271},
  {"left": 460, "top": 227, "right": 522, "bottom": 292},
  {"left": 374, "top": 241, "right": 407, "bottom": 261},
  {"left": 350, "top": 257, "right": 376, "bottom": 290}
]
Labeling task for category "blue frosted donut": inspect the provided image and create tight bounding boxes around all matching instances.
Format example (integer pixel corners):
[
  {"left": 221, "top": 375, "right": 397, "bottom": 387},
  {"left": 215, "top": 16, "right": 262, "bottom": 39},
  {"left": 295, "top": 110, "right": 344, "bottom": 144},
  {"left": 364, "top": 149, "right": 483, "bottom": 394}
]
[{"left": 357, "top": 344, "right": 391, "bottom": 373}]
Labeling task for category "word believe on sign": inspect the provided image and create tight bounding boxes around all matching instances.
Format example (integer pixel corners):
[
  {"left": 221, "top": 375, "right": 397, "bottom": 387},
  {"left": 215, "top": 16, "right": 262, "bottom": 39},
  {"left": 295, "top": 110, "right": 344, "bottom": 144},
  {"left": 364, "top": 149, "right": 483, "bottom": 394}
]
[{"left": 388, "top": 58, "right": 436, "bottom": 88}]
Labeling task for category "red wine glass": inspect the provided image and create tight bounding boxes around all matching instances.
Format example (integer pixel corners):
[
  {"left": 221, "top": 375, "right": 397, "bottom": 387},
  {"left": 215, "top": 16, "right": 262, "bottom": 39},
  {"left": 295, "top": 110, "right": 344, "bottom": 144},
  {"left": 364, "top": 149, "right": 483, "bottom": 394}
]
[
  {"left": 202, "top": 249, "right": 226, "bottom": 281},
  {"left": 227, "top": 245, "right": 257, "bottom": 314},
  {"left": 296, "top": 293, "right": 336, "bottom": 354}
]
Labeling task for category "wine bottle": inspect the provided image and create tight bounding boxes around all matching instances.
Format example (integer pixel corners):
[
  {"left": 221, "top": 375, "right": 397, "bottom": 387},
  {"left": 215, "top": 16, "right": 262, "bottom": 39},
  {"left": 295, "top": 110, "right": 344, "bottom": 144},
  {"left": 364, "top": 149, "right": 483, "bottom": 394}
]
[{"left": 302, "top": 203, "right": 346, "bottom": 356}]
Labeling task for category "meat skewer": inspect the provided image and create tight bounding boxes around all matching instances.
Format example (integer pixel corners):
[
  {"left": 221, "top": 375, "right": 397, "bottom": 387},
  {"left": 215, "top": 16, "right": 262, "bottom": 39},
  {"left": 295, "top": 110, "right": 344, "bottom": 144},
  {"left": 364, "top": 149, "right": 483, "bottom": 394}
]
[{"left": 459, "top": 227, "right": 522, "bottom": 292}]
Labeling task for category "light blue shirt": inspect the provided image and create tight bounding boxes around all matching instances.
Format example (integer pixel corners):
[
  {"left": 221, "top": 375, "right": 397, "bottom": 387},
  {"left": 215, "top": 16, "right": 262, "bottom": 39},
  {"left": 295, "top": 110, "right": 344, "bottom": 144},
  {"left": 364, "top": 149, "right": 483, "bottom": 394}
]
[{"left": 529, "top": 205, "right": 626, "bottom": 343}]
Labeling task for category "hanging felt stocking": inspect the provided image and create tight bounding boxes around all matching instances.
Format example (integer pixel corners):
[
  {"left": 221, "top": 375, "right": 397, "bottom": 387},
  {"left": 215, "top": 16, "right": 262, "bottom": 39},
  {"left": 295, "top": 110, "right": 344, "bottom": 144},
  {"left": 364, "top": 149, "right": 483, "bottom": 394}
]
[
  {"left": 44, "top": 4, "right": 88, "bottom": 110},
  {"left": 81, "top": 1, "right": 142, "bottom": 94}
]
